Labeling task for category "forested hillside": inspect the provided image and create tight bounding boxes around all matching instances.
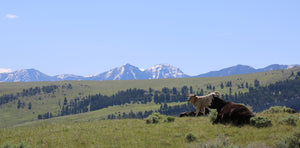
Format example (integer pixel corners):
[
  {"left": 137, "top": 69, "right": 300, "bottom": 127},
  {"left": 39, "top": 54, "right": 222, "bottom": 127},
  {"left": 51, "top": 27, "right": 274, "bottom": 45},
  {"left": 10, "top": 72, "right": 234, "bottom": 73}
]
[{"left": 38, "top": 71, "right": 300, "bottom": 120}]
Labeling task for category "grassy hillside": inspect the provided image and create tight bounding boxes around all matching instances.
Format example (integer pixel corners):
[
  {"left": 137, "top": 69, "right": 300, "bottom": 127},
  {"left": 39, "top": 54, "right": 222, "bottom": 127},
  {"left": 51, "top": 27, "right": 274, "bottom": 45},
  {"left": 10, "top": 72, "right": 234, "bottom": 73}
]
[
  {"left": 0, "top": 67, "right": 299, "bottom": 129},
  {"left": 0, "top": 112, "right": 299, "bottom": 148}
]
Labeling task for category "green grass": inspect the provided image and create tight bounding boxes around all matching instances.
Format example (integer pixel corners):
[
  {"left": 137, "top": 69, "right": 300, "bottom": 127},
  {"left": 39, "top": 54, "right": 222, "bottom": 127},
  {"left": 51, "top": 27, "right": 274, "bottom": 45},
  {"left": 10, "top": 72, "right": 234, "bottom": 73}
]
[{"left": 0, "top": 113, "right": 299, "bottom": 148}]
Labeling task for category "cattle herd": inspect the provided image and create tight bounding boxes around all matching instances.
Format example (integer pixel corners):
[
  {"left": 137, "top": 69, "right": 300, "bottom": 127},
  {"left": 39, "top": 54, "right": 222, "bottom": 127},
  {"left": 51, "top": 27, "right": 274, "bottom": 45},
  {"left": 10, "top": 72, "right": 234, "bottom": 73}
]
[{"left": 180, "top": 91, "right": 254, "bottom": 126}]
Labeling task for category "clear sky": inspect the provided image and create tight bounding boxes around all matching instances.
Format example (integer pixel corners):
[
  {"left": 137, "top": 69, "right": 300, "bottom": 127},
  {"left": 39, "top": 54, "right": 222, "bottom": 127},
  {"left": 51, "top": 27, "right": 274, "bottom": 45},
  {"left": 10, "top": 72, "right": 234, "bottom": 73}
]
[{"left": 1, "top": 0, "right": 299, "bottom": 76}]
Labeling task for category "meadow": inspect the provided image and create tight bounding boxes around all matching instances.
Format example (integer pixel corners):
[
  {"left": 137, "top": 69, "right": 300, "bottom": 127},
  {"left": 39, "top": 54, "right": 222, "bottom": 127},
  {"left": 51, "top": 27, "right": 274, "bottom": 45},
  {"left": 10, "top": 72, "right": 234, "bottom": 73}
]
[{"left": 0, "top": 112, "right": 299, "bottom": 148}]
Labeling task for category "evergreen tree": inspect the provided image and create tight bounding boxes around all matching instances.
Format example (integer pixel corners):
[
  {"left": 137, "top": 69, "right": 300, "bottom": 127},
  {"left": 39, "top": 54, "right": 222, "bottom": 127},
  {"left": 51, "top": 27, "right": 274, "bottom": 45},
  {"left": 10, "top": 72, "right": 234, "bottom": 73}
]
[
  {"left": 181, "top": 86, "right": 188, "bottom": 95},
  {"left": 162, "top": 87, "right": 170, "bottom": 94},
  {"left": 28, "top": 102, "right": 32, "bottom": 110},
  {"left": 254, "top": 79, "right": 260, "bottom": 87},
  {"left": 189, "top": 86, "right": 193, "bottom": 94},
  {"left": 38, "top": 114, "right": 43, "bottom": 120},
  {"left": 220, "top": 82, "right": 224, "bottom": 89},
  {"left": 172, "top": 87, "right": 177, "bottom": 95},
  {"left": 149, "top": 88, "right": 153, "bottom": 94},
  {"left": 17, "top": 100, "right": 21, "bottom": 109},
  {"left": 63, "top": 97, "right": 68, "bottom": 105}
]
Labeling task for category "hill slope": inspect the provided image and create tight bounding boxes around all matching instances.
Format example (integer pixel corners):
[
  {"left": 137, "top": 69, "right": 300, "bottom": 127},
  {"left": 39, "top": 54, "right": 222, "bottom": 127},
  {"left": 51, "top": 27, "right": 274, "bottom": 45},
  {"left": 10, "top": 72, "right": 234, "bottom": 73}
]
[
  {"left": 0, "top": 112, "right": 299, "bottom": 148},
  {"left": 0, "top": 67, "right": 299, "bottom": 128}
]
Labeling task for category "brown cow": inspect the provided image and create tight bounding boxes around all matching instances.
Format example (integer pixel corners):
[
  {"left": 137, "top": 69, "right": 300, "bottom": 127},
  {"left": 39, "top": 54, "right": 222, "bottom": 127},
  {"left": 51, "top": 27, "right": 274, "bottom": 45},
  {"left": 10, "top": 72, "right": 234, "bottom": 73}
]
[{"left": 209, "top": 94, "right": 254, "bottom": 125}]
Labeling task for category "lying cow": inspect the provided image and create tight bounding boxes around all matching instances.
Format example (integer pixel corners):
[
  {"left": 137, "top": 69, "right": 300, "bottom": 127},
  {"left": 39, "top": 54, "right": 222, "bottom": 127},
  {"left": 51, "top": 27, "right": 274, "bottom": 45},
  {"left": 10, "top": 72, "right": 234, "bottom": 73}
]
[
  {"left": 179, "top": 108, "right": 210, "bottom": 117},
  {"left": 187, "top": 92, "right": 220, "bottom": 117},
  {"left": 209, "top": 94, "right": 254, "bottom": 125}
]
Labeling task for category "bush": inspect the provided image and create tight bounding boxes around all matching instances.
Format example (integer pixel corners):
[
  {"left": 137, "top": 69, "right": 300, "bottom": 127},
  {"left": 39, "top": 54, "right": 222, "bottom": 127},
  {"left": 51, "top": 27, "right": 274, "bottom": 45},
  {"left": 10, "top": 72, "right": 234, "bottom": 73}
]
[
  {"left": 279, "top": 115, "right": 299, "bottom": 126},
  {"left": 185, "top": 132, "right": 197, "bottom": 142},
  {"left": 283, "top": 108, "right": 296, "bottom": 114},
  {"left": 262, "top": 106, "right": 295, "bottom": 114},
  {"left": 145, "top": 112, "right": 174, "bottom": 124},
  {"left": 145, "top": 115, "right": 160, "bottom": 124},
  {"left": 276, "top": 130, "right": 300, "bottom": 148},
  {"left": 166, "top": 116, "right": 175, "bottom": 122},
  {"left": 250, "top": 116, "right": 272, "bottom": 128},
  {"left": 208, "top": 109, "right": 218, "bottom": 122}
]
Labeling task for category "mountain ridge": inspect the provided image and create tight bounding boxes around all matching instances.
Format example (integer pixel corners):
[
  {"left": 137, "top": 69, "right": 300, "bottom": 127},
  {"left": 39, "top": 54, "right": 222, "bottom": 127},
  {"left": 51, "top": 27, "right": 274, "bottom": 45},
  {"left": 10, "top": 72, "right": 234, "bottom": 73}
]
[
  {"left": 0, "top": 64, "right": 299, "bottom": 82},
  {"left": 196, "top": 64, "right": 299, "bottom": 77}
]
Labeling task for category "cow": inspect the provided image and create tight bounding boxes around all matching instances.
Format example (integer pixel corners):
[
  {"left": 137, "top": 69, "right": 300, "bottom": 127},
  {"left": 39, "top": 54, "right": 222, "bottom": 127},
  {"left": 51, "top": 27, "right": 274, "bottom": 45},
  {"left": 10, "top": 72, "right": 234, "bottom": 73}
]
[
  {"left": 179, "top": 108, "right": 210, "bottom": 117},
  {"left": 187, "top": 92, "right": 220, "bottom": 117},
  {"left": 209, "top": 94, "right": 254, "bottom": 125}
]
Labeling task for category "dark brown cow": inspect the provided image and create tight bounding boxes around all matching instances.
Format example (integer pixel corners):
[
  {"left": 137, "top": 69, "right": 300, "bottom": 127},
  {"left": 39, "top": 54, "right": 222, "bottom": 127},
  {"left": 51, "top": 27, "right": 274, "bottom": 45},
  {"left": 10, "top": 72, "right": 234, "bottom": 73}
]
[
  {"left": 179, "top": 108, "right": 210, "bottom": 117},
  {"left": 209, "top": 94, "right": 254, "bottom": 125}
]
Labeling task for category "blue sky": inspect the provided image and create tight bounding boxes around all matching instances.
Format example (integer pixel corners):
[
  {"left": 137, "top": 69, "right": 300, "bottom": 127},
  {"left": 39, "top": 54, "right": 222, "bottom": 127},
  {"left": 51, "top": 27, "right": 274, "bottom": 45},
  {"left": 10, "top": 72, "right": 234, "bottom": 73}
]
[{"left": 1, "top": 1, "right": 299, "bottom": 76}]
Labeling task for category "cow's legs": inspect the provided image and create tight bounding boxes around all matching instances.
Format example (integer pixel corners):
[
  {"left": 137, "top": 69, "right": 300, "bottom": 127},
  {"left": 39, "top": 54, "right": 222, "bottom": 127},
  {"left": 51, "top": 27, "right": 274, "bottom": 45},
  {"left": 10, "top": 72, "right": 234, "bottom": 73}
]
[
  {"left": 213, "top": 113, "right": 222, "bottom": 124},
  {"left": 201, "top": 107, "right": 205, "bottom": 115},
  {"left": 195, "top": 107, "right": 200, "bottom": 117}
]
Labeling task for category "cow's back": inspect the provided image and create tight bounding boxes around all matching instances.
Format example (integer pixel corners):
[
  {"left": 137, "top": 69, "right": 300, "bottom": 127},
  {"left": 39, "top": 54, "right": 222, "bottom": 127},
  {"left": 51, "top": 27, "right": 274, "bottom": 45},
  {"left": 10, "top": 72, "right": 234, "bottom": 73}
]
[{"left": 220, "top": 103, "right": 254, "bottom": 124}]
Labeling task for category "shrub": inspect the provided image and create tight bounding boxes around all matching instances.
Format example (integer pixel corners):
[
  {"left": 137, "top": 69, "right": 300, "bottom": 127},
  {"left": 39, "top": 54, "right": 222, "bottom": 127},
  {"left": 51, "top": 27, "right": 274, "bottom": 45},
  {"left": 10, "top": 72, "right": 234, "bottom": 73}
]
[
  {"left": 283, "top": 107, "right": 296, "bottom": 114},
  {"left": 145, "top": 112, "right": 172, "bottom": 124},
  {"left": 185, "top": 132, "right": 197, "bottom": 142},
  {"left": 262, "top": 106, "right": 295, "bottom": 114},
  {"left": 208, "top": 109, "right": 218, "bottom": 122},
  {"left": 250, "top": 116, "right": 272, "bottom": 128},
  {"left": 276, "top": 130, "right": 300, "bottom": 148},
  {"left": 145, "top": 115, "right": 159, "bottom": 124},
  {"left": 166, "top": 116, "right": 175, "bottom": 122},
  {"left": 279, "top": 115, "right": 299, "bottom": 126}
]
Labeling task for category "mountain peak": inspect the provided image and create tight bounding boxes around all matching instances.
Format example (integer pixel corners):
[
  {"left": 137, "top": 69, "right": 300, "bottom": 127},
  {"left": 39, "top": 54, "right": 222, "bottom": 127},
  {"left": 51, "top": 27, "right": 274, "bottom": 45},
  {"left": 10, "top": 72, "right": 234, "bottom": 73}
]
[
  {"left": 123, "top": 63, "right": 134, "bottom": 67},
  {"left": 147, "top": 64, "right": 189, "bottom": 79},
  {"left": 2, "top": 68, "right": 54, "bottom": 82}
]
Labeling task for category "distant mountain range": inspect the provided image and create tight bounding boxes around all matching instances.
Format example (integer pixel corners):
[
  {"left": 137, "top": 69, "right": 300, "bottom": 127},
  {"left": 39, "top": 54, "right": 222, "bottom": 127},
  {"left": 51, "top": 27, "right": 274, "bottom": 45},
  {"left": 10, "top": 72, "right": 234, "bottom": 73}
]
[
  {"left": 196, "top": 64, "right": 299, "bottom": 77},
  {"left": 0, "top": 64, "right": 299, "bottom": 82}
]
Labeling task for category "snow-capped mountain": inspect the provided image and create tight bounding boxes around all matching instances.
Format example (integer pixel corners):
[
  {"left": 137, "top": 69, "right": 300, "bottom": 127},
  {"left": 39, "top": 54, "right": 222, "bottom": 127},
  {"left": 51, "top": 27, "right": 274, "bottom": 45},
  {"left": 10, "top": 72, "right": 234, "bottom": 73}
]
[
  {"left": 89, "top": 64, "right": 188, "bottom": 80},
  {"left": 89, "top": 64, "right": 151, "bottom": 80},
  {"left": 0, "top": 64, "right": 299, "bottom": 82},
  {"left": 0, "top": 69, "right": 55, "bottom": 82},
  {"left": 55, "top": 74, "right": 86, "bottom": 81},
  {"left": 146, "top": 64, "right": 189, "bottom": 79}
]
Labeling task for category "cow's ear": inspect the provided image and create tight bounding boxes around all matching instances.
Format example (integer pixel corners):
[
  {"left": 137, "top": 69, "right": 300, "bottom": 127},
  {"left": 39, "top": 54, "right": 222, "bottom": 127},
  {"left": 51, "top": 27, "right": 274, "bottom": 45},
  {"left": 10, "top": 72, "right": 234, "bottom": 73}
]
[{"left": 193, "top": 94, "right": 196, "bottom": 97}]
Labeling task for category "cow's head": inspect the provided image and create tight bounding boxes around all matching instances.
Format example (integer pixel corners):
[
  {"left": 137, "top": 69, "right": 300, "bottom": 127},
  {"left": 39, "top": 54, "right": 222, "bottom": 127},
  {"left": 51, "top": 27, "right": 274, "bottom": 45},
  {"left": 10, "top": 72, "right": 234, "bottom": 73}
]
[{"left": 187, "top": 94, "right": 197, "bottom": 102}]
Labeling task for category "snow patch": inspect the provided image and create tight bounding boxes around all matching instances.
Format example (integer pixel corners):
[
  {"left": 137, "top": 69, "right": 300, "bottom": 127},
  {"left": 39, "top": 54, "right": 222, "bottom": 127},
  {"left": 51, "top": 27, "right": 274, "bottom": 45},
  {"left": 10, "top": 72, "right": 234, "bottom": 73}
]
[
  {"left": 0, "top": 68, "right": 12, "bottom": 73},
  {"left": 287, "top": 64, "right": 300, "bottom": 69}
]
